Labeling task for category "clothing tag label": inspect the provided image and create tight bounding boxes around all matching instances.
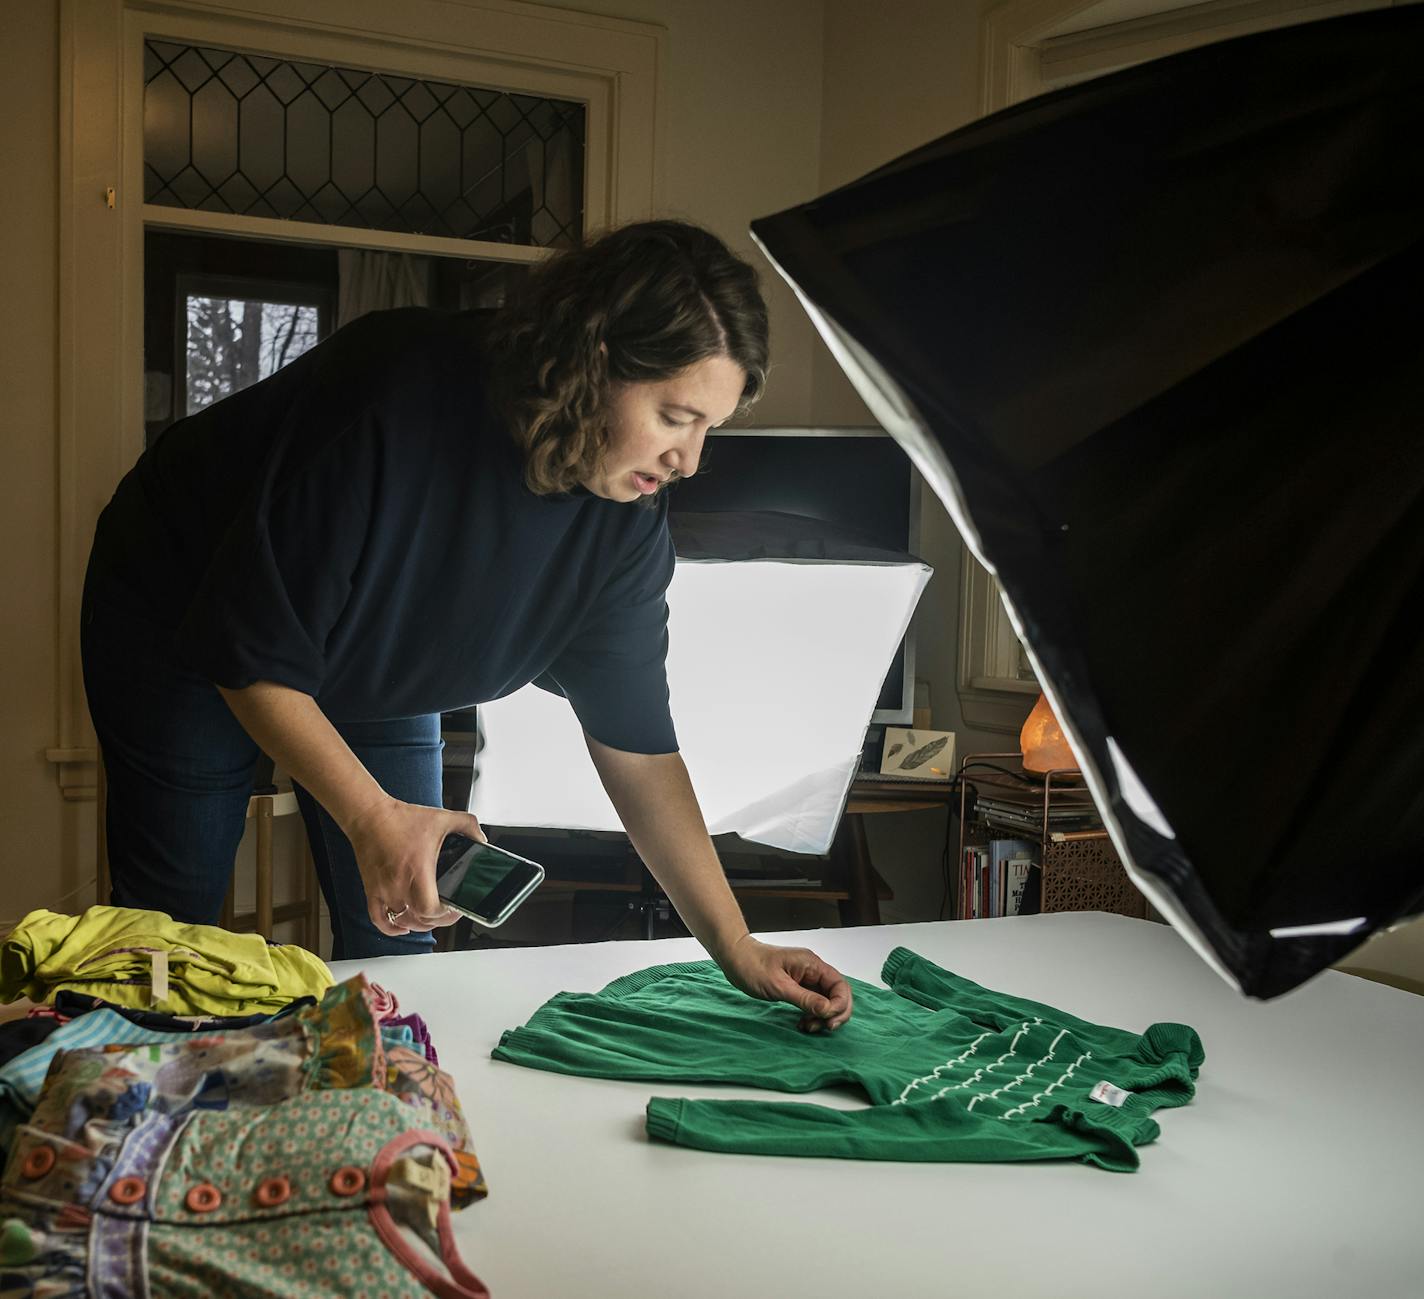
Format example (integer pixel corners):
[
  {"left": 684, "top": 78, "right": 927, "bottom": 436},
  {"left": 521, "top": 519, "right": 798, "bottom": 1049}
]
[
  {"left": 1089, "top": 1080, "right": 1129, "bottom": 1107},
  {"left": 149, "top": 950, "right": 169, "bottom": 1007},
  {"left": 389, "top": 1154, "right": 450, "bottom": 1228},
  {"left": 391, "top": 1154, "right": 450, "bottom": 1200}
]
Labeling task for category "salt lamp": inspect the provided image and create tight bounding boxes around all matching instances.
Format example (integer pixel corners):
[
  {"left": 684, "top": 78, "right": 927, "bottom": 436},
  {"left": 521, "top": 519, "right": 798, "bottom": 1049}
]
[{"left": 1020, "top": 692, "right": 1079, "bottom": 775}]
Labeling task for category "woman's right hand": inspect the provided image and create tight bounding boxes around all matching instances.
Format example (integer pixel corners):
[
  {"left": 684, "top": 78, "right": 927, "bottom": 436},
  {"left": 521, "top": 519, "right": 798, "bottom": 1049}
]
[
  {"left": 214, "top": 682, "right": 479, "bottom": 939},
  {"left": 344, "top": 797, "right": 486, "bottom": 937}
]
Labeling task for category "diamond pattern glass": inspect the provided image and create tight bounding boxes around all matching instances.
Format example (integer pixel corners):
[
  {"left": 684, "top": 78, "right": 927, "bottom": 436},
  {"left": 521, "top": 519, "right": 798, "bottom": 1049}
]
[{"left": 144, "top": 40, "right": 585, "bottom": 247}]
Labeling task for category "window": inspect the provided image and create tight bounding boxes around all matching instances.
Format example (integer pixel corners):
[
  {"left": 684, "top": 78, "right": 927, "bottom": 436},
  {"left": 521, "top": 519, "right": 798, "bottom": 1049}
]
[
  {"left": 143, "top": 39, "right": 586, "bottom": 249},
  {"left": 179, "top": 277, "right": 327, "bottom": 417}
]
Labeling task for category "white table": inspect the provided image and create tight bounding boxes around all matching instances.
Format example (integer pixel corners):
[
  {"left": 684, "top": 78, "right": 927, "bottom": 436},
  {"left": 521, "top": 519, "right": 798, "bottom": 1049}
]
[{"left": 333, "top": 913, "right": 1424, "bottom": 1299}]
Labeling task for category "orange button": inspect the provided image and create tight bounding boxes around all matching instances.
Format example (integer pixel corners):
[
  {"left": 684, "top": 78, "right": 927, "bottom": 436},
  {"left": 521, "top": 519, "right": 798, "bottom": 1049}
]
[
  {"left": 253, "top": 1175, "right": 292, "bottom": 1208},
  {"left": 184, "top": 1182, "right": 222, "bottom": 1213},
  {"left": 328, "top": 1166, "right": 366, "bottom": 1197},
  {"left": 21, "top": 1145, "right": 56, "bottom": 1179},
  {"left": 109, "top": 1176, "right": 147, "bottom": 1206}
]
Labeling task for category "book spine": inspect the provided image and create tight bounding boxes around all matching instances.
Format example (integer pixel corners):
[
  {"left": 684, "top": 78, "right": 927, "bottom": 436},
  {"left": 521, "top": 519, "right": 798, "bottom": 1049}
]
[{"left": 1005, "top": 858, "right": 1032, "bottom": 916}]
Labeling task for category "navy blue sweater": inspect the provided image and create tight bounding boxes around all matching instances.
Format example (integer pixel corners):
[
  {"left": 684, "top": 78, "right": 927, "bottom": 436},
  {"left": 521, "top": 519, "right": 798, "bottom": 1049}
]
[{"left": 85, "top": 307, "right": 677, "bottom": 753}]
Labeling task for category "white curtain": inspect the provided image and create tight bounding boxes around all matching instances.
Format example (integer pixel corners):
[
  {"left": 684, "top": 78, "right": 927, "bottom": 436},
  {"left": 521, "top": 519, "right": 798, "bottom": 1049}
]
[{"left": 336, "top": 250, "right": 433, "bottom": 328}]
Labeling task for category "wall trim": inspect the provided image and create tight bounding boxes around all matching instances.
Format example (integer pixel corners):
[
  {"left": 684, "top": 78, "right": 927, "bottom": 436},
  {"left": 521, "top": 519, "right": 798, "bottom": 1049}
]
[
  {"left": 982, "top": 0, "right": 1398, "bottom": 110},
  {"left": 45, "top": 748, "right": 100, "bottom": 802},
  {"left": 142, "top": 207, "right": 551, "bottom": 263},
  {"left": 1037, "top": 0, "right": 1386, "bottom": 87},
  {"left": 980, "top": 0, "right": 1103, "bottom": 113},
  {"left": 956, "top": 551, "right": 1038, "bottom": 734}
]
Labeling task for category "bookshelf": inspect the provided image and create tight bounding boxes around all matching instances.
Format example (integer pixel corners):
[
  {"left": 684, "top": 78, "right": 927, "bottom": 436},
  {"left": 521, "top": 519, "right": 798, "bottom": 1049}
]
[{"left": 955, "top": 752, "right": 1149, "bottom": 921}]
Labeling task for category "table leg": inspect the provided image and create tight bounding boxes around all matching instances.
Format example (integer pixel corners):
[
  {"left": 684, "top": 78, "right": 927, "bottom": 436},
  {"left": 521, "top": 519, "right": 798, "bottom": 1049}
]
[
  {"left": 302, "top": 841, "right": 322, "bottom": 954},
  {"left": 832, "top": 812, "right": 880, "bottom": 926},
  {"left": 254, "top": 795, "right": 274, "bottom": 939},
  {"left": 96, "top": 759, "right": 110, "bottom": 906}
]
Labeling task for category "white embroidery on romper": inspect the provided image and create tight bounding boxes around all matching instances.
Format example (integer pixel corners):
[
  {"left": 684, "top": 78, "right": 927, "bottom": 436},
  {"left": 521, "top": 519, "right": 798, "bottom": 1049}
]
[
  {"left": 893, "top": 1031, "right": 993, "bottom": 1105},
  {"left": 894, "top": 1017, "right": 1047, "bottom": 1107},
  {"left": 965, "top": 1027, "right": 1066, "bottom": 1111},
  {"left": 999, "top": 1051, "right": 1093, "bottom": 1119}
]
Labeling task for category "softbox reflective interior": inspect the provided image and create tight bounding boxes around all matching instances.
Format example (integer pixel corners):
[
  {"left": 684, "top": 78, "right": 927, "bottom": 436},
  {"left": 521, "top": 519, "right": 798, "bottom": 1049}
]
[{"left": 751, "top": 8, "right": 1424, "bottom": 998}]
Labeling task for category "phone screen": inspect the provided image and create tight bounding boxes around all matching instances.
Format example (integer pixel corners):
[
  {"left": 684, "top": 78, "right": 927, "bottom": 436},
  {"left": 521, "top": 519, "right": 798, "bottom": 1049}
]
[{"left": 434, "top": 834, "right": 544, "bottom": 925}]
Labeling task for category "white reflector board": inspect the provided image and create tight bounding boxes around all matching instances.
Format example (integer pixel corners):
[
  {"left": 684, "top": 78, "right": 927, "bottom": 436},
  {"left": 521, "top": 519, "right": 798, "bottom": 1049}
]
[{"left": 473, "top": 554, "right": 931, "bottom": 854}]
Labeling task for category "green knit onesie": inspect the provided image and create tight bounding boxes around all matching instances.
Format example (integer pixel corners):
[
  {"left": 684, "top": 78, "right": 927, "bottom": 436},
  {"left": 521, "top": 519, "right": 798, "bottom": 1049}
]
[{"left": 493, "top": 947, "right": 1205, "bottom": 1172}]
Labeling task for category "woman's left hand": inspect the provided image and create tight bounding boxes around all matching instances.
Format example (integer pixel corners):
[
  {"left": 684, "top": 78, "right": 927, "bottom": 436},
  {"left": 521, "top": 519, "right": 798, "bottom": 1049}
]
[{"left": 716, "top": 935, "right": 854, "bottom": 1033}]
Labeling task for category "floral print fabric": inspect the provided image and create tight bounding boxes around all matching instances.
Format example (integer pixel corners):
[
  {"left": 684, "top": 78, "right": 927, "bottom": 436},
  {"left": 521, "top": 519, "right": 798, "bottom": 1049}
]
[{"left": 0, "top": 975, "right": 489, "bottom": 1298}]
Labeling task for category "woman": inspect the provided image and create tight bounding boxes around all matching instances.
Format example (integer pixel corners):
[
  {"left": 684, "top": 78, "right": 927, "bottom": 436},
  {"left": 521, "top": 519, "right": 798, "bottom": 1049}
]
[{"left": 82, "top": 220, "right": 853, "bottom": 1032}]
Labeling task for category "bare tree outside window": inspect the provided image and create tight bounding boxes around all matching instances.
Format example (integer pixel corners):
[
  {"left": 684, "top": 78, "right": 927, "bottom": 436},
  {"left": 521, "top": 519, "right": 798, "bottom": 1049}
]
[{"left": 185, "top": 297, "right": 321, "bottom": 415}]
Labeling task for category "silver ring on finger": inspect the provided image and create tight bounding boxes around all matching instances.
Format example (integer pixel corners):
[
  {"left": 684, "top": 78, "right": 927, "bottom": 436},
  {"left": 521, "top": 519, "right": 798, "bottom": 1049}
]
[{"left": 385, "top": 904, "right": 409, "bottom": 926}]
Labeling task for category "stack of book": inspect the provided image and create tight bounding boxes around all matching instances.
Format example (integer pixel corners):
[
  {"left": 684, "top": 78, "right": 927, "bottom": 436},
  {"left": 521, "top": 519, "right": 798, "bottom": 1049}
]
[
  {"left": 971, "top": 794, "right": 1100, "bottom": 838},
  {"left": 959, "top": 838, "right": 1038, "bottom": 919}
]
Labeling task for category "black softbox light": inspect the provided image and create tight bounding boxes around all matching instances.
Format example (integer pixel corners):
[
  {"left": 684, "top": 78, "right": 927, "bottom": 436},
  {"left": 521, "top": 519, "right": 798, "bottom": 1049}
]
[{"left": 751, "top": 7, "right": 1424, "bottom": 998}]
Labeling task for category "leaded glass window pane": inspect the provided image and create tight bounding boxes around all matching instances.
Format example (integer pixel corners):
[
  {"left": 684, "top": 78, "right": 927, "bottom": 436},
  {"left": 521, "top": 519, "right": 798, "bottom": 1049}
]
[{"left": 143, "top": 40, "right": 585, "bottom": 248}]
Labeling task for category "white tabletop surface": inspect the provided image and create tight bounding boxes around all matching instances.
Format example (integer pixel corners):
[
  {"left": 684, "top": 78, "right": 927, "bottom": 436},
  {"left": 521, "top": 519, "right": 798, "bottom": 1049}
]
[{"left": 332, "top": 913, "right": 1424, "bottom": 1299}]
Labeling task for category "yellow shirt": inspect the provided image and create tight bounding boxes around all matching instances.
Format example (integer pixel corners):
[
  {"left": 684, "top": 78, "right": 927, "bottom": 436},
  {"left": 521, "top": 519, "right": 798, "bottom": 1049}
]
[{"left": 0, "top": 906, "right": 332, "bottom": 1015}]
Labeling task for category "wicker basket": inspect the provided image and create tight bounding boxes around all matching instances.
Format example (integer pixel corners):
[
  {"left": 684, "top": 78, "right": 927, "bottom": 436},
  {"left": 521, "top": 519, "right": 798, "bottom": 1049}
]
[{"left": 1040, "top": 835, "right": 1146, "bottom": 919}]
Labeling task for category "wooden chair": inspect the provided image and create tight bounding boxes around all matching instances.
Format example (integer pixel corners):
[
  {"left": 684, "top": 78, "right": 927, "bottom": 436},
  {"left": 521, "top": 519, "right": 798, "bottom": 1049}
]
[{"left": 96, "top": 764, "right": 324, "bottom": 952}]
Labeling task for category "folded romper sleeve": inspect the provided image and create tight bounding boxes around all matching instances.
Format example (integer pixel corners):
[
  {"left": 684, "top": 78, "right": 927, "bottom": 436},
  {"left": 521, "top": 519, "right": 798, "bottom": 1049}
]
[{"left": 643, "top": 1091, "right": 1149, "bottom": 1170}]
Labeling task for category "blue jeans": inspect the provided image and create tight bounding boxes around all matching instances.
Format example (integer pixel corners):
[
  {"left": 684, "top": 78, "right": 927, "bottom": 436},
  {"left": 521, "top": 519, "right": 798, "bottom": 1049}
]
[{"left": 81, "top": 579, "right": 439, "bottom": 961}]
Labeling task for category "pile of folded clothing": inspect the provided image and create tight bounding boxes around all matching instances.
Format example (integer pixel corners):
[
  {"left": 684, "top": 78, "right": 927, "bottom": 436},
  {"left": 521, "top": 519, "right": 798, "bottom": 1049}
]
[
  {"left": 0, "top": 906, "right": 334, "bottom": 1016},
  {"left": 0, "top": 906, "right": 489, "bottom": 1297}
]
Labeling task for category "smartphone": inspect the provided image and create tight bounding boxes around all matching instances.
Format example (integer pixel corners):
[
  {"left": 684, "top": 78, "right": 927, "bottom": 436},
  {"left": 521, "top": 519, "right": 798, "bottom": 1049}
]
[{"left": 433, "top": 833, "right": 545, "bottom": 928}]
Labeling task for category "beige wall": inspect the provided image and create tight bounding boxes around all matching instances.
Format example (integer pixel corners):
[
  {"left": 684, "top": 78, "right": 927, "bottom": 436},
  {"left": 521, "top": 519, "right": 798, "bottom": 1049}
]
[
  {"left": 0, "top": 1, "right": 85, "bottom": 932},
  {"left": 820, "top": 0, "right": 1012, "bottom": 767},
  {"left": 817, "top": 0, "right": 1008, "bottom": 921},
  {"left": 563, "top": 0, "right": 828, "bottom": 427},
  {"left": 817, "top": 0, "right": 985, "bottom": 421}
]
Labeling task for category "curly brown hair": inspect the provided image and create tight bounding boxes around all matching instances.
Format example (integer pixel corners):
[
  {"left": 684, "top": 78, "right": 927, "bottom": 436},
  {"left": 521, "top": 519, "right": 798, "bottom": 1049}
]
[{"left": 484, "top": 220, "right": 770, "bottom": 495}]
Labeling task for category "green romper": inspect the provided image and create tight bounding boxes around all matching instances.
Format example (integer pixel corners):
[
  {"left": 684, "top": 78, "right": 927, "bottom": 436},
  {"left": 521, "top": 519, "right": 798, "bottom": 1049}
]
[{"left": 493, "top": 946, "right": 1205, "bottom": 1172}]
